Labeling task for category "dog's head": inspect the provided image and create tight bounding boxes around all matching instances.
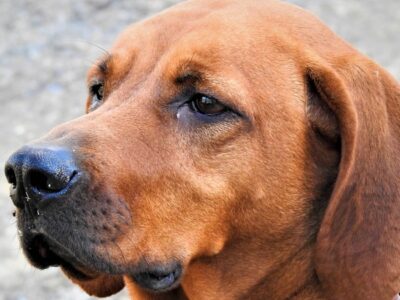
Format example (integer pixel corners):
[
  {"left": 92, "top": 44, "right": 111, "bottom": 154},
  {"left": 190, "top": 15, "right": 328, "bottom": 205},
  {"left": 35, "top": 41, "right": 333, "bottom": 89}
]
[{"left": 5, "top": 0, "right": 400, "bottom": 299}]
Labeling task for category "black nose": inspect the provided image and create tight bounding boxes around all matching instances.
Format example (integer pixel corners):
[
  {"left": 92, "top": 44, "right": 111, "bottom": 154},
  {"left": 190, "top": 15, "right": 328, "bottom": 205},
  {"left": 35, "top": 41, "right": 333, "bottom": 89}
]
[{"left": 5, "top": 146, "right": 78, "bottom": 209}]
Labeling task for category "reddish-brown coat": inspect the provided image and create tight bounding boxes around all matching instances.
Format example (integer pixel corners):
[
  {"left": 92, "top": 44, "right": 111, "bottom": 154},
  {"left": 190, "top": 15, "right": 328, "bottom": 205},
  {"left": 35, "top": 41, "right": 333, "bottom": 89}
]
[{"left": 32, "top": 0, "right": 400, "bottom": 299}]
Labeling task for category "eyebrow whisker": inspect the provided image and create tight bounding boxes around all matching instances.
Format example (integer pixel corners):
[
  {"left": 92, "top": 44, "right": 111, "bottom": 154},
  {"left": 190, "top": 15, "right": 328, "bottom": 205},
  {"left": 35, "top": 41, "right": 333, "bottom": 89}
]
[{"left": 81, "top": 40, "right": 111, "bottom": 57}]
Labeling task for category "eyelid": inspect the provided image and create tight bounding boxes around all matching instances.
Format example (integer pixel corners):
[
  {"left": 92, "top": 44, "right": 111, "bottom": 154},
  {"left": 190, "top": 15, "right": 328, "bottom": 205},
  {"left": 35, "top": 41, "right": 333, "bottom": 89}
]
[{"left": 170, "top": 86, "right": 229, "bottom": 109}]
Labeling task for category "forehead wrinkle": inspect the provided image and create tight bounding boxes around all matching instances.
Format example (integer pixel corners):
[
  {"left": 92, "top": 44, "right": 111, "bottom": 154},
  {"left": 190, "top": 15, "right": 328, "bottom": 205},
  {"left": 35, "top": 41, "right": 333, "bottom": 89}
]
[
  {"left": 168, "top": 57, "right": 203, "bottom": 84},
  {"left": 167, "top": 53, "right": 227, "bottom": 88},
  {"left": 96, "top": 54, "right": 112, "bottom": 75},
  {"left": 169, "top": 58, "right": 237, "bottom": 96},
  {"left": 87, "top": 54, "right": 113, "bottom": 82}
]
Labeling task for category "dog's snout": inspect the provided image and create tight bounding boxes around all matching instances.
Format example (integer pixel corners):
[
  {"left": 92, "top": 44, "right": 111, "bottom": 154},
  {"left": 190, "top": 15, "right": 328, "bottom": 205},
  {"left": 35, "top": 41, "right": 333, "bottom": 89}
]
[{"left": 5, "top": 146, "right": 78, "bottom": 208}]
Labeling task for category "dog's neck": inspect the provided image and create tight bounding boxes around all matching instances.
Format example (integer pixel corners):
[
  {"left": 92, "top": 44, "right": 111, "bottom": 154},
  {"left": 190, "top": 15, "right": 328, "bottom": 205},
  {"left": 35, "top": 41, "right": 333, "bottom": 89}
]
[
  {"left": 126, "top": 233, "right": 325, "bottom": 300},
  {"left": 180, "top": 231, "right": 325, "bottom": 300},
  {"left": 128, "top": 191, "right": 332, "bottom": 300}
]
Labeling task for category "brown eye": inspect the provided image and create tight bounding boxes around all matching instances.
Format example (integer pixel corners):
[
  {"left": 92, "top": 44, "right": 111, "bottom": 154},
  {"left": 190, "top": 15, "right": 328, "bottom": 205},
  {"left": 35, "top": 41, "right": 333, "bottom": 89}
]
[
  {"left": 190, "top": 94, "right": 227, "bottom": 115},
  {"left": 91, "top": 83, "right": 104, "bottom": 102},
  {"left": 89, "top": 82, "right": 104, "bottom": 110}
]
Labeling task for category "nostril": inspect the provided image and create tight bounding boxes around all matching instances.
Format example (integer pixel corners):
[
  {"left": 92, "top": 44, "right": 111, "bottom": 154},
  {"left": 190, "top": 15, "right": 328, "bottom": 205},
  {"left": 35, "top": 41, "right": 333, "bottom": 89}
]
[
  {"left": 5, "top": 165, "right": 23, "bottom": 208},
  {"left": 5, "top": 166, "right": 17, "bottom": 189},
  {"left": 27, "top": 170, "right": 77, "bottom": 194},
  {"left": 28, "top": 170, "right": 55, "bottom": 193}
]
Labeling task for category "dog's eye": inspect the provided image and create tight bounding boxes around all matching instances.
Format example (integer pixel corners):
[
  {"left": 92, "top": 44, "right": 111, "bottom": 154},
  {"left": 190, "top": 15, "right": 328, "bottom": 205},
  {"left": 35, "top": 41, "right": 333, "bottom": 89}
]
[
  {"left": 89, "top": 82, "right": 104, "bottom": 110},
  {"left": 189, "top": 94, "right": 227, "bottom": 115},
  {"left": 174, "top": 92, "right": 240, "bottom": 125}
]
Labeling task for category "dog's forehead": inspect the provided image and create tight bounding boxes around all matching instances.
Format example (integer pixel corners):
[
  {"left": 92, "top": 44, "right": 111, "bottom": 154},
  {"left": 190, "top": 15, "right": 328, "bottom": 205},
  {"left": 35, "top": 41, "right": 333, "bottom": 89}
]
[
  {"left": 107, "top": 0, "right": 349, "bottom": 76},
  {"left": 109, "top": 3, "right": 239, "bottom": 64},
  {"left": 112, "top": 0, "right": 277, "bottom": 52},
  {"left": 86, "top": 0, "right": 354, "bottom": 112}
]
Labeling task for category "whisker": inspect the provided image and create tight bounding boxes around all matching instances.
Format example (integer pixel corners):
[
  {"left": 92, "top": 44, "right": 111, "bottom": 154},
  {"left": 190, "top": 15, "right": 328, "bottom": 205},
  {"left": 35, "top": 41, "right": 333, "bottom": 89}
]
[{"left": 59, "top": 38, "right": 111, "bottom": 57}]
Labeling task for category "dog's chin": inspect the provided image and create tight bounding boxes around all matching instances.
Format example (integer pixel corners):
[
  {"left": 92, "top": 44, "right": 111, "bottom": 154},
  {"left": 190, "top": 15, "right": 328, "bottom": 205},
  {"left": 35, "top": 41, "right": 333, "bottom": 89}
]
[{"left": 129, "top": 262, "right": 183, "bottom": 293}]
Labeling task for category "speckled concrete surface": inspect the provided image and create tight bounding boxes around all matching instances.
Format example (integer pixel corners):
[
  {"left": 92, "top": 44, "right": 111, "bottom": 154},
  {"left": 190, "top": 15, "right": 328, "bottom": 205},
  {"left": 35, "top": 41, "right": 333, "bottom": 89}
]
[{"left": 0, "top": 1, "right": 399, "bottom": 299}]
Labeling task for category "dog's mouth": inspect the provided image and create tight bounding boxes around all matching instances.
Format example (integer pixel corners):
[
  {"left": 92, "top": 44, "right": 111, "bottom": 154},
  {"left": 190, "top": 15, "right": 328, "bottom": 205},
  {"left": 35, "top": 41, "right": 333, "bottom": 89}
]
[
  {"left": 23, "top": 234, "right": 97, "bottom": 281},
  {"left": 24, "top": 233, "right": 183, "bottom": 292}
]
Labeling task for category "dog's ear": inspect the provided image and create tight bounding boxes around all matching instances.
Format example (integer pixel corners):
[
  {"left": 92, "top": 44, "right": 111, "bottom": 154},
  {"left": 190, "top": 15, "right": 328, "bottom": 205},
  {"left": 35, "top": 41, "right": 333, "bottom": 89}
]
[
  {"left": 306, "top": 55, "right": 400, "bottom": 300},
  {"left": 64, "top": 272, "right": 125, "bottom": 297}
]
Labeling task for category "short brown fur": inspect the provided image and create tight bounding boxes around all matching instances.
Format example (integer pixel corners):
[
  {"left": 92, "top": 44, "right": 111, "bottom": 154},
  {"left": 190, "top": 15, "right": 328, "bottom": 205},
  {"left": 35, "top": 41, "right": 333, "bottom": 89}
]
[{"left": 13, "top": 0, "right": 400, "bottom": 299}]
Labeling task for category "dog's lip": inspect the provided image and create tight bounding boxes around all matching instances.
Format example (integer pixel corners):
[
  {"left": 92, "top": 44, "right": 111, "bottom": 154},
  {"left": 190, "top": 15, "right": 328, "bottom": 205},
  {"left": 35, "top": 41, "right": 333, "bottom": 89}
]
[
  {"left": 131, "top": 263, "right": 182, "bottom": 292},
  {"left": 24, "top": 233, "right": 97, "bottom": 281},
  {"left": 59, "top": 259, "right": 97, "bottom": 281}
]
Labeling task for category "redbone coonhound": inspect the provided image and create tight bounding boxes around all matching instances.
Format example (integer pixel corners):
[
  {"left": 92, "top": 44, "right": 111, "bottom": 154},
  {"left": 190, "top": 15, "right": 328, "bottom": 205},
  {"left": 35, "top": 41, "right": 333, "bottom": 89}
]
[{"left": 5, "top": 0, "right": 400, "bottom": 299}]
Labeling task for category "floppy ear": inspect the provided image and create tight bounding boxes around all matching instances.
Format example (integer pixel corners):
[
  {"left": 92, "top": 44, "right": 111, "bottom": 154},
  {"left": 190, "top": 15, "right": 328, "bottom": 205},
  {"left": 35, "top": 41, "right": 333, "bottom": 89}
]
[
  {"left": 65, "top": 272, "right": 125, "bottom": 297},
  {"left": 307, "top": 55, "right": 400, "bottom": 300}
]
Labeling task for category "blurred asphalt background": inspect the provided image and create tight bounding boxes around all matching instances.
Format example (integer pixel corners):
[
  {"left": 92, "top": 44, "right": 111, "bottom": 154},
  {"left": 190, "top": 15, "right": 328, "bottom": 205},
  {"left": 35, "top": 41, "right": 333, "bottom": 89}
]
[{"left": 0, "top": 0, "right": 399, "bottom": 299}]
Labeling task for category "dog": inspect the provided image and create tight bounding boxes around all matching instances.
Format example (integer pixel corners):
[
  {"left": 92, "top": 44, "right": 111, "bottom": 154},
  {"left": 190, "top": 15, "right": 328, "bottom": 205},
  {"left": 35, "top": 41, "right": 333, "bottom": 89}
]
[{"left": 5, "top": 0, "right": 400, "bottom": 299}]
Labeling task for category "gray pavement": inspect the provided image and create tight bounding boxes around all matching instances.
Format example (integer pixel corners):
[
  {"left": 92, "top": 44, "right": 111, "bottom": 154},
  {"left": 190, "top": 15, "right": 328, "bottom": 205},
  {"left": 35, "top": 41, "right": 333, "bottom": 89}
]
[{"left": 0, "top": 1, "right": 399, "bottom": 299}]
